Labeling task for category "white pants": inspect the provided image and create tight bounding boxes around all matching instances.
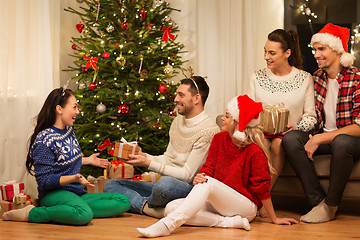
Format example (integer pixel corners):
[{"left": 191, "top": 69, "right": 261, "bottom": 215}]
[{"left": 163, "top": 176, "right": 257, "bottom": 231}]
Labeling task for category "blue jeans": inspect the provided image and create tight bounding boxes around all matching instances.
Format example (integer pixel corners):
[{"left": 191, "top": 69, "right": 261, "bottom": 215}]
[{"left": 103, "top": 176, "right": 193, "bottom": 214}]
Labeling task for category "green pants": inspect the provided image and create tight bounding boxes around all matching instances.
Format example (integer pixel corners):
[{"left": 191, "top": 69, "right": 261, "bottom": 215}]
[{"left": 28, "top": 189, "right": 130, "bottom": 225}]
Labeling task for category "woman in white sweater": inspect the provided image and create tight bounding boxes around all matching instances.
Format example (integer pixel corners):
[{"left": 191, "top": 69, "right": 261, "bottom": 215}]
[{"left": 248, "top": 29, "right": 317, "bottom": 197}]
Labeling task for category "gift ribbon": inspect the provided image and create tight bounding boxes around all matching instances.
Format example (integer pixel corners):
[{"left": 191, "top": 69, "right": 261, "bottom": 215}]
[
  {"left": 117, "top": 137, "right": 138, "bottom": 158},
  {"left": 161, "top": 25, "right": 175, "bottom": 42},
  {"left": 84, "top": 55, "right": 98, "bottom": 71},
  {"left": 262, "top": 103, "right": 287, "bottom": 134},
  {"left": 98, "top": 138, "right": 113, "bottom": 151},
  {"left": 87, "top": 175, "right": 106, "bottom": 193},
  {"left": 132, "top": 174, "right": 142, "bottom": 181},
  {"left": 110, "top": 160, "right": 125, "bottom": 178},
  {"left": 1, "top": 182, "right": 24, "bottom": 201},
  {"left": 98, "top": 138, "right": 114, "bottom": 156}
]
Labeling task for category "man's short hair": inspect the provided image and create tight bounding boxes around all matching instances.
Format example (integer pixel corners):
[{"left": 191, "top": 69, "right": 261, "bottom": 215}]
[{"left": 180, "top": 76, "right": 209, "bottom": 106}]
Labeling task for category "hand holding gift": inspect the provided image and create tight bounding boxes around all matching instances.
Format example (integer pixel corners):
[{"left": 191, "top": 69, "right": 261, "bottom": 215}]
[
  {"left": 113, "top": 137, "right": 141, "bottom": 160},
  {"left": 125, "top": 151, "right": 150, "bottom": 168}
]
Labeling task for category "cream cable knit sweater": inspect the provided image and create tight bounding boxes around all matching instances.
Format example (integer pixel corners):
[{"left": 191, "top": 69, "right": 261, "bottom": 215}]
[
  {"left": 147, "top": 111, "right": 220, "bottom": 183},
  {"left": 248, "top": 67, "right": 317, "bottom": 132}
]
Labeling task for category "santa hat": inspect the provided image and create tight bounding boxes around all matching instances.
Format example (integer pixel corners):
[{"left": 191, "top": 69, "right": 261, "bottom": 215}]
[
  {"left": 310, "top": 23, "right": 355, "bottom": 67},
  {"left": 227, "top": 95, "right": 263, "bottom": 140}
]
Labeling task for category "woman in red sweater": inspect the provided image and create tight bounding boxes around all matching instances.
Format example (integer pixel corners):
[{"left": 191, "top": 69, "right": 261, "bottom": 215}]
[{"left": 138, "top": 95, "right": 298, "bottom": 237}]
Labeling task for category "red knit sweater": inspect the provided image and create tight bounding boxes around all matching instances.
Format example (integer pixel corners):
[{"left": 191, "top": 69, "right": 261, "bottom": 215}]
[{"left": 199, "top": 131, "right": 271, "bottom": 208}]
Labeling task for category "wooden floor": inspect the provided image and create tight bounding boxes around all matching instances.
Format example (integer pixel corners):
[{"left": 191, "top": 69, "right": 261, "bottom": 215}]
[{"left": 1, "top": 195, "right": 360, "bottom": 240}]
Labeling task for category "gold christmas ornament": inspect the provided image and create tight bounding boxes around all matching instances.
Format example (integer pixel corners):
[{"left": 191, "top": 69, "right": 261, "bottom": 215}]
[
  {"left": 78, "top": 52, "right": 86, "bottom": 57},
  {"left": 82, "top": 28, "right": 89, "bottom": 37},
  {"left": 116, "top": 54, "right": 126, "bottom": 66},
  {"left": 163, "top": 62, "right": 174, "bottom": 75},
  {"left": 106, "top": 24, "right": 115, "bottom": 33}
]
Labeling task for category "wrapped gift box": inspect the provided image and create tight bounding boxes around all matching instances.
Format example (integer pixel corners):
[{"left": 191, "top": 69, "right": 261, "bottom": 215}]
[
  {"left": 0, "top": 182, "right": 25, "bottom": 201},
  {"left": 0, "top": 197, "right": 37, "bottom": 218},
  {"left": 259, "top": 104, "right": 289, "bottom": 135},
  {"left": 107, "top": 160, "right": 134, "bottom": 179},
  {"left": 86, "top": 176, "right": 108, "bottom": 193},
  {"left": 114, "top": 142, "right": 140, "bottom": 160},
  {"left": 141, "top": 172, "right": 162, "bottom": 183}
]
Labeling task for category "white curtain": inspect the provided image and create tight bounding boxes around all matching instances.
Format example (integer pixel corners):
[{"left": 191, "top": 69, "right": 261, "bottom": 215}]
[
  {"left": 169, "top": 0, "right": 284, "bottom": 120},
  {"left": 0, "top": 0, "right": 60, "bottom": 198}
]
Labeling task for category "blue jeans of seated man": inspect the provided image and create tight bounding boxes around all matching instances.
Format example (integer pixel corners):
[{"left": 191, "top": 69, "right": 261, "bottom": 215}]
[{"left": 103, "top": 176, "right": 193, "bottom": 214}]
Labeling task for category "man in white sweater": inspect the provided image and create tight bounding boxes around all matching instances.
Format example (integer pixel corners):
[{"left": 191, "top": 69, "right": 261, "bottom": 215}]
[{"left": 104, "top": 76, "right": 219, "bottom": 217}]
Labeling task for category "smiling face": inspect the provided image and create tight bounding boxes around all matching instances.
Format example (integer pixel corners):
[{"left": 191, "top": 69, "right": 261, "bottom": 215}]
[
  {"left": 221, "top": 110, "right": 236, "bottom": 133},
  {"left": 174, "top": 84, "right": 198, "bottom": 118},
  {"left": 312, "top": 42, "right": 341, "bottom": 70},
  {"left": 264, "top": 40, "right": 291, "bottom": 72},
  {"left": 55, "top": 95, "right": 80, "bottom": 128}
]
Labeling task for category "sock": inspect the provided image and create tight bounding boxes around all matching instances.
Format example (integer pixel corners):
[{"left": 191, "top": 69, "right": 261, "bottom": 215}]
[
  {"left": 137, "top": 219, "right": 171, "bottom": 238},
  {"left": 300, "top": 201, "right": 337, "bottom": 223},
  {"left": 142, "top": 204, "right": 165, "bottom": 219},
  {"left": 216, "top": 215, "right": 251, "bottom": 231},
  {"left": 2, "top": 205, "right": 35, "bottom": 222}
]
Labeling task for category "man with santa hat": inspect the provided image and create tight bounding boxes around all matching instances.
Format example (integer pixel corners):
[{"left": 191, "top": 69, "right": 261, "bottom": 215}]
[{"left": 283, "top": 23, "right": 360, "bottom": 223}]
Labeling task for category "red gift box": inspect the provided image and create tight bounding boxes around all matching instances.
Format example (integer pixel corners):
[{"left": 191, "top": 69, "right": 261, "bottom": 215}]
[{"left": 0, "top": 182, "right": 25, "bottom": 201}]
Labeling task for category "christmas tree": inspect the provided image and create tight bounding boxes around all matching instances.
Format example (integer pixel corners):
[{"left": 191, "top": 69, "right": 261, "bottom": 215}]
[{"left": 65, "top": 0, "right": 186, "bottom": 176}]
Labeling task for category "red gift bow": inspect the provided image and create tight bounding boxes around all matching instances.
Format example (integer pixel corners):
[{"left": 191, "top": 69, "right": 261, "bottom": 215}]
[
  {"left": 84, "top": 55, "right": 98, "bottom": 71},
  {"left": 98, "top": 138, "right": 113, "bottom": 151},
  {"left": 132, "top": 174, "right": 142, "bottom": 181},
  {"left": 110, "top": 160, "right": 125, "bottom": 178},
  {"left": 98, "top": 138, "right": 114, "bottom": 155},
  {"left": 161, "top": 25, "right": 175, "bottom": 42}
]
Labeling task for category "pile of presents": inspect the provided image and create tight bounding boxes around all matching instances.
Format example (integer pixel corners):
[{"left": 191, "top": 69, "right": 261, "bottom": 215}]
[
  {"left": 87, "top": 138, "right": 161, "bottom": 193},
  {"left": 0, "top": 181, "right": 37, "bottom": 218}
]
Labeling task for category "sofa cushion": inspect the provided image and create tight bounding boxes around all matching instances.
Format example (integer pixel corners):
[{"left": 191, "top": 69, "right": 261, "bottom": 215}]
[{"left": 281, "top": 155, "right": 360, "bottom": 180}]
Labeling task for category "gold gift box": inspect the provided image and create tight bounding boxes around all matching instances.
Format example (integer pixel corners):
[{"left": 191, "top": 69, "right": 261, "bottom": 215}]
[
  {"left": 141, "top": 172, "right": 162, "bottom": 183},
  {"left": 259, "top": 104, "right": 289, "bottom": 134},
  {"left": 86, "top": 175, "right": 108, "bottom": 193},
  {"left": 107, "top": 161, "right": 134, "bottom": 179}
]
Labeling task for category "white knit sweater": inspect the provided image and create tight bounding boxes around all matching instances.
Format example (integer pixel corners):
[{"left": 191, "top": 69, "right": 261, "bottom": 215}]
[
  {"left": 248, "top": 67, "right": 317, "bottom": 132},
  {"left": 147, "top": 111, "right": 220, "bottom": 183}
]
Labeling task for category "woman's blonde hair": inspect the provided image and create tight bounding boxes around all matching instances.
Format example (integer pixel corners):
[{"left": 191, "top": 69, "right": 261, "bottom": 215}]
[{"left": 228, "top": 119, "right": 276, "bottom": 175}]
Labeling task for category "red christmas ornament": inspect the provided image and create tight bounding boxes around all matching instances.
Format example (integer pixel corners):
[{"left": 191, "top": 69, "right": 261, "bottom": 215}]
[
  {"left": 168, "top": 107, "right": 177, "bottom": 116},
  {"left": 76, "top": 22, "right": 84, "bottom": 33},
  {"left": 102, "top": 52, "right": 110, "bottom": 59},
  {"left": 158, "top": 84, "right": 168, "bottom": 94},
  {"left": 89, "top": 82, "right": 97, "bottom": 90},
  {"left": 143, "top": 22, "right": 146, "bottom": 26},
  {"left": 153, "top": 124, "right": 159, "bottom": 129},
  {"left": 140, "top": 8, "right": 146, "bottom": 19},
  {"left": 71, "top": 44, "right": 77, "bottom": 50},
  {"left": 121, "top": 21, "right": 128, "bottom": 29},
  {"left": 118, "top": 104, "right": 129, "bottom": 114}
]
